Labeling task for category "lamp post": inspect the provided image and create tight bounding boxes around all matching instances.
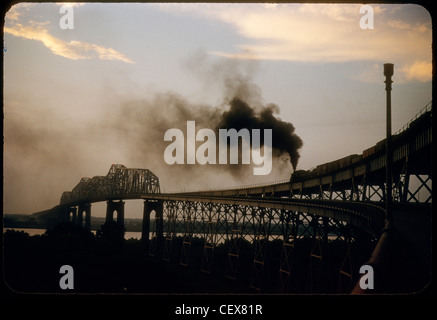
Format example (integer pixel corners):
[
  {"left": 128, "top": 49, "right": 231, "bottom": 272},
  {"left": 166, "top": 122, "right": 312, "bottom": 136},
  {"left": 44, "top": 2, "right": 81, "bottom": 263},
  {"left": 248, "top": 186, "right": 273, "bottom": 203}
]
[{"left": 384, "top": 63, "right": 393, "bottom": 227}]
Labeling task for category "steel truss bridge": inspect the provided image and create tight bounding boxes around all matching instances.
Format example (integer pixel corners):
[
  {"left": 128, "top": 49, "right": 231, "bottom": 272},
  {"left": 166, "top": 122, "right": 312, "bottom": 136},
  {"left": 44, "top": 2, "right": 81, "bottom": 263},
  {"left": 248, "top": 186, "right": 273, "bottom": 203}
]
[{"left": 36, "top": 101, "right": 432, "bottom": 293}]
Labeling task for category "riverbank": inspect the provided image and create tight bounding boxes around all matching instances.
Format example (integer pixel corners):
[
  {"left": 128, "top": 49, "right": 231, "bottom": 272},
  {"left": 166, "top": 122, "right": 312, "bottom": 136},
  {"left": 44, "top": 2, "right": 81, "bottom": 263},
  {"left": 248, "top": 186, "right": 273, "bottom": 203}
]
[
  {"left": 3, "top": 223, "right": 376, "bottom": 294},
  {"left": 3, "top": 226, "right": 252, "bottom": 294},
  {"left": 4, "top": 214, "right": 145, "bottom": 232},
  {"left": 4, "top": 227, "right": 143, "bottom": 240}
]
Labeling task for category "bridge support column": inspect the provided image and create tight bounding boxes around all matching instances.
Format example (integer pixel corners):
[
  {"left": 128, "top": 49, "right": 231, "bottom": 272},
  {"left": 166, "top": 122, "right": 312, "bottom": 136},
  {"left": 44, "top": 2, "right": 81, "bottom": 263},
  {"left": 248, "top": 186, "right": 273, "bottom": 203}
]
[
  {"left": 155, "top": 201, "right": 164, "bottom": 242},
  {"left": 77, "top": 207, "right": 83, "bottom": 227},
  {"left": 78, "top": 203, "right": 91, "bottom": 230},
  {"left": 146, "top": 200, "right": 164, "bottom": 256},
  {"left": 106, "top": 200, "right": 125, "bottom": 227},
  {"left": 68, "top": 207, "right": 77, "bottom": 225},
  {"left": 142, "top": 201, "right": 151, "bottom": 243},
  {"left": 142, "top": 200, "right": 159, "bottom": 252},
  {"left": 59, "top": 207, "right": 70, "bottom": 223},
  {"left": 101, "top": 200, "right": 125, "bottom": 241}
]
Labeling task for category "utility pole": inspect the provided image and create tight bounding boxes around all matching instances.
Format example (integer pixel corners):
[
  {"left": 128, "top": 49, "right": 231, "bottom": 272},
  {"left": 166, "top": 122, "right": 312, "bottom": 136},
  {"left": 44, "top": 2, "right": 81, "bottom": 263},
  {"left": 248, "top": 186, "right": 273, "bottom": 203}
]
[{"left": 384, "top": 63, "right": 393, "bottom": 227}]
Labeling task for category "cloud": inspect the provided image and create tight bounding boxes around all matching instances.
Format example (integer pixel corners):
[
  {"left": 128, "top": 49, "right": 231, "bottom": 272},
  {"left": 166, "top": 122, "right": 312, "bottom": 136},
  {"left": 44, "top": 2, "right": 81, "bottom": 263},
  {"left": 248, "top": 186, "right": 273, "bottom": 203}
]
[
  {"left": 157, "top": 3, "right": 432, "bottom": 82},
  {"left": 5, "top": 4, "right": 134, "bottom": 64},
  {"left": 401, "top": 60, "right": 433, "bottom": 82}
]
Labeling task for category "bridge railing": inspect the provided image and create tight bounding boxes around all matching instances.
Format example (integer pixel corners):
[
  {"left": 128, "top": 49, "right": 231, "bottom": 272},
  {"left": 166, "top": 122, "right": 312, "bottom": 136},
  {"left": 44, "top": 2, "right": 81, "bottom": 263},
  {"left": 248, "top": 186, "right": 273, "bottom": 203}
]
[
  {"left": 394, "top": 100, "right": 432, "bottom": 136},
  {"left": 163, "top": 178, "right": 290, "bottom": 194}
]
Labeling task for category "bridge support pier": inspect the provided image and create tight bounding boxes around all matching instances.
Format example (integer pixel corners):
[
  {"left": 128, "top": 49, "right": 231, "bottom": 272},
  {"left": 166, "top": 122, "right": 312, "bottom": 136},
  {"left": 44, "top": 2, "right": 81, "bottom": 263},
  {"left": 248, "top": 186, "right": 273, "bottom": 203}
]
[
  {"left": 78, "top": 203, "right": 91, "bottom": 230},
  {"left": 68, "top": 207, "right": 77, "bottom": 225},
  {"left": 145, "top": 200, "right": 164, "bottom": 256},
  {"left": 142, "top": 201, "right": 151, "bottom": 243},
  {"left": 100, "top": 200, "right": 126, "bottom": 240},
  {"left": 106, "top": 200, "right": 125, "bottom": 227},
  {"left": 142, "top": 200, "right": 163, "bottom": 250}
]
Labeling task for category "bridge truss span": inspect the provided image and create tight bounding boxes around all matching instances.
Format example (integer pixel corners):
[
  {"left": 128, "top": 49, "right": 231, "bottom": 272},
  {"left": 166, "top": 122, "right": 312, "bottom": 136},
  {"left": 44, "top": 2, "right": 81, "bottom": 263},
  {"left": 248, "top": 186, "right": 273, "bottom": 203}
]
[
  {"left": 144, "top": 194, "right": 386, "bottom": 237},
  {"left": 143, "top": 194, "right": 384, "bottom": 292},
  {"left": 60, "top": 164, "right": 160, "bottom": 206}
]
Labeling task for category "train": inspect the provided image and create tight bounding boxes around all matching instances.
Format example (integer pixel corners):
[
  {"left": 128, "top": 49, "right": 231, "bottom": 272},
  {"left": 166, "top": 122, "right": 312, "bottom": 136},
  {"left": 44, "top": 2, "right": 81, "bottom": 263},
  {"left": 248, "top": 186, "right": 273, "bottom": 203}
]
[
  {"left": 290, "top": 153, "right": 363, "bottom": 183},
  {"left": 290, "top": 106, "right": 432, "bottom": 183},
  {"left": 289, "top": 140, "right": 388, "bottom": 183}
]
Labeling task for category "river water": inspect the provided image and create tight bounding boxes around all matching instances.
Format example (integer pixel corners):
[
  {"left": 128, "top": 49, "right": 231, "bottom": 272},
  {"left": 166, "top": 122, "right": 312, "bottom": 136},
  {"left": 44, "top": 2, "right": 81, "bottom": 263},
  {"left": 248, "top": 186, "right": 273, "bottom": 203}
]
[
  {"left": 3, "top": 228, "right": 284, "bottom": 243},
  {"left": 4, "top": 228, "right": 144, "bottom": 240}
]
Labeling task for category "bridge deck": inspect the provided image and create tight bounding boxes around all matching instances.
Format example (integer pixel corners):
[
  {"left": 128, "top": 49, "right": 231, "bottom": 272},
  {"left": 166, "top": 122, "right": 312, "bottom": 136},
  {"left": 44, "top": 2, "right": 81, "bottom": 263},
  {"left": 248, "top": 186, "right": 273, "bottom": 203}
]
[{"left": 142, "top": 193, "right": 387, "bottom": 236}]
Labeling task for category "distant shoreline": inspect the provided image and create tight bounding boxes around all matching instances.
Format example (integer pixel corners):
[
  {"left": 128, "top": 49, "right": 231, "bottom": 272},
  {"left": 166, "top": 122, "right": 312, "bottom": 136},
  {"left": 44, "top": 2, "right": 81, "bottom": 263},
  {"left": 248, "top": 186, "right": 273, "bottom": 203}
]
[{"left": 3, "top": 214, "right": 144, "bottom": 232}]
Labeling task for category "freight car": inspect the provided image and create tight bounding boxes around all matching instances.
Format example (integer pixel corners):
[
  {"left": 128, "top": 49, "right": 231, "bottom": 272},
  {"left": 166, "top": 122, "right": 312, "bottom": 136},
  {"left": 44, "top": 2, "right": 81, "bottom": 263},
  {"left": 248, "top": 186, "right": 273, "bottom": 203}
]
[
  {"left": 290, "top": 154, "right": 362, "bottom": 183},
  {"left": 290, "top": 102, "right": 432, "bottom": 184},
  {"left": 362, "top": 139, "right": 385, "bottom": 159}
]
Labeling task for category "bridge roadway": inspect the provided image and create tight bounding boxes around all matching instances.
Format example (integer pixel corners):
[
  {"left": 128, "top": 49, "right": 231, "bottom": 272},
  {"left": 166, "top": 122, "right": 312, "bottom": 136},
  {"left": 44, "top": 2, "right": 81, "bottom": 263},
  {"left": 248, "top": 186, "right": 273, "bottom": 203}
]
[{"left": 140, "top": 193, "right": 386, "bottom": 237}]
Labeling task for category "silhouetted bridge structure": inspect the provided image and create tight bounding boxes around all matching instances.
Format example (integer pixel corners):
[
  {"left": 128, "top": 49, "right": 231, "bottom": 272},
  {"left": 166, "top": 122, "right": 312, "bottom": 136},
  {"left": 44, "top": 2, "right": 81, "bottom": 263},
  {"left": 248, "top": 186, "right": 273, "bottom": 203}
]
[{"left": 36, "top": 101, "right": 432, "bottom": 293}]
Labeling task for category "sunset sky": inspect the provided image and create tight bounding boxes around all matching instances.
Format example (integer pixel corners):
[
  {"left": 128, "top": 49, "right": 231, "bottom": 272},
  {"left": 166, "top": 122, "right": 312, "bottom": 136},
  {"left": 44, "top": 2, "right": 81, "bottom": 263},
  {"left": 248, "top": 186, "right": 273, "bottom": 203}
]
[{"left": 3, "top": 2, "right": 432, "bottom": 217}]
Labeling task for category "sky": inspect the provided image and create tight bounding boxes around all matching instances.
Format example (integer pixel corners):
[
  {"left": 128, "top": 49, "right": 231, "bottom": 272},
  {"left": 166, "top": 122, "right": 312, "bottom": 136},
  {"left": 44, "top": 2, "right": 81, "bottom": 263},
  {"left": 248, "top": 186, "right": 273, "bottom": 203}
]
[{"left": 3, "top": 2, "right": 432, "bottom": 217}]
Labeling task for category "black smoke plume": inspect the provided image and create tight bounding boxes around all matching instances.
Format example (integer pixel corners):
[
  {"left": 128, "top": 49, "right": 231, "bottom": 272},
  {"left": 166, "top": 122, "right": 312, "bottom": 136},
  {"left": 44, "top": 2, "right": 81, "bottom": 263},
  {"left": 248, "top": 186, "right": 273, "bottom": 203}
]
[
  {"left": 217, "top": 97, "right": 303, "bottom": 170},
  {"left": 110, "top": 56, "right": 304, "bottom": 189}
]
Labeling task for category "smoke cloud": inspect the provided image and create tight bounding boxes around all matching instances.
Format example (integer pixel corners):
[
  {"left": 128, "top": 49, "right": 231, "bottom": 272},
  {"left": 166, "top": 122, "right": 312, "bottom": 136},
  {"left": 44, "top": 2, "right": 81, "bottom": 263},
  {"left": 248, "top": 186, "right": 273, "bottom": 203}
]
[
  {"left": 217, "top": 97, "right": 303, "bottom": 170},
  {"left": 111, "top": 55, "right": 303, "bottom": 189},
  {"left": 4, "top": 53, "right": 303, "bottom": 215}
]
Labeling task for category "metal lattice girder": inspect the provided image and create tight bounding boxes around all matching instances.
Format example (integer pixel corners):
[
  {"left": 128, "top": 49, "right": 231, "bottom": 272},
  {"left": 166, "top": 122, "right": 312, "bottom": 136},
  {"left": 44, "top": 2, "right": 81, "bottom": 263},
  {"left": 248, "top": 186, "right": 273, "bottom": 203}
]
[
  {"left": 139, "top": 191, "right": 387, "bottom": 289},
  {"left": 225, "top": 205, "right": 247, "bottom": 280},
  {"left": 202, "top": 202, "right": 216, "bottom": 244},
  {"left": 201, "top": 222, "right": 215, "bottom": 273},
  {"left": 162, "top": 201, "right": 174, "bottom": 261},
  {"left": 88, "top": 176, "right": 111, "bottom": 201},
  {"left": 215, "top": 204, "right": 230, "bottom": 245},
  {"left": 310, "top": 216, "right": 324, "bottom": 260},
  {"left": 201, "top": 245, "right": 214, "bottom": 274},
  {"left": 309, "top": 216, "right": 332, "bottom": 293},
  {"left": 405, "top": 174, "right": 432, "bottom": 203},
  {"left": 276, "top": 210, "right": 352, "bottom": 293},
  {"left": 200, "top": 202, "right": 215, "bottom": 273},
  {"left": 60, "top": 164, "right": 160, "bottom": 205},
  {"left": 149, "top": 193, "right": 387, "bottom": 242},
  {"left": 336, "top": 224, "right": 355, "bottom": 293},
  {"left": 180, "top": 201, "right": 194, "bottom": 267},
  {"left": 279, "top": 241, "right": 294, "bottom": 292},
  {"left": 295, "top": 212, "right": 314, "bottom": 239},
  {"left": 250, "top": 207, "right": 271, "bottom": 291},
  {"left": 366, "top": 184, "right": 385, "bottom": 201},
  {"left": 226, "top": 230, "right": 240, "bottom": 280},
  {"left": 107, "top": 165, "right": 160, "bottom": 197},
  {"left": 143, "top": 195, "right": 382, "bottom": 293}
]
